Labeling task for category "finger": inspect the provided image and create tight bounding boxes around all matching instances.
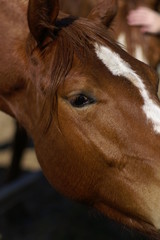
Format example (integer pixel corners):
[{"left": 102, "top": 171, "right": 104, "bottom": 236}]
[
  {"left": 127, "top": 17, "right": 148, "bottom": 26},
  {"left": 127, "top": 12, "right": 150, "bottom": 26}
]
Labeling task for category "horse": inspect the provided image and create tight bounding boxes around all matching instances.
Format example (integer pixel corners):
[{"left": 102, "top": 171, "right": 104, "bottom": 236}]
[{"left": 0, "top": 0, "right": 160, "bottom": 237}]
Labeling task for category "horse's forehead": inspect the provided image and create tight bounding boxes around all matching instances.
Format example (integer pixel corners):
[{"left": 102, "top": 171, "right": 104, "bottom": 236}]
[
  {"left": 59, "top": 59, "right": 102, "bottom": 95},
  {"left": 94, "top": 43, "right": 160, "bottom": 135}
]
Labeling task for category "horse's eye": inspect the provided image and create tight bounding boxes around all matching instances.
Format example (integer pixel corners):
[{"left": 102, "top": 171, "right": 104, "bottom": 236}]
[{"left": 69, "top": 94, "right": 95, "bottom": 108}]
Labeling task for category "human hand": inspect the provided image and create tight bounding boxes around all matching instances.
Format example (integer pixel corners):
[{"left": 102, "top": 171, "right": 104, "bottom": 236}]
[{"left": 127, "top": 7, "right": 160, "bottom": 34}]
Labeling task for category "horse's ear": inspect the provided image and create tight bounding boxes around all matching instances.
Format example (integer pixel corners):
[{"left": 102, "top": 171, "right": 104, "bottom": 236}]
[
  {"left": 28, "top": 0, "right": 59, "bottom": 44},
  {"left": 88, "top": 0, "right": 117, "bottom": 27}
]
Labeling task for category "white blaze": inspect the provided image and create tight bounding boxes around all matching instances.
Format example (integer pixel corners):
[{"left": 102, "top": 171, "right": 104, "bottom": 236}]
[{"left": 95, "top": 43, "right": 160, "bottom": 134}]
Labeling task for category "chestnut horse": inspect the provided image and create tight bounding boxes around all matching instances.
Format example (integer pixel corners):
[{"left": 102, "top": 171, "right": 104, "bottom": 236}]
[{"left": 0, "top": 0, "right": 160, "bottom": 237}]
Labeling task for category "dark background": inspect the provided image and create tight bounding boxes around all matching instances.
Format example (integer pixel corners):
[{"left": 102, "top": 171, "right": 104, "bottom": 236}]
[{"left": 0, "top": 169, "right": 155, "bottom": 240}]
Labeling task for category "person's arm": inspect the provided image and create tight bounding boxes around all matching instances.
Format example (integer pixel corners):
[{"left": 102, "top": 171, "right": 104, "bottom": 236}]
[{"left": 127, "top": 7, "right": 160, "bottom": 34}]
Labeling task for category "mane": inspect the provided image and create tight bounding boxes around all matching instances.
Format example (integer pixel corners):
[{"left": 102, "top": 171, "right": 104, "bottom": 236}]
[{"left": 35, "top": 15, "right": 120, "bottom": 130}]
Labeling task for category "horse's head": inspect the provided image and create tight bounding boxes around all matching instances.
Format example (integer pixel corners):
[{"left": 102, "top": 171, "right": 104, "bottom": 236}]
[{"left": 1, "top": 0, "right": 160, "bottom": 237}]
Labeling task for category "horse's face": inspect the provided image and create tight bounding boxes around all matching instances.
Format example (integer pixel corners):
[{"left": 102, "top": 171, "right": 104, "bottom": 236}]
[
  {"left": 34, "top": 36, "right": 160, "bottom": 234},
  {"left": 1, "top": 0, "right": 160, "bottom": 236},
  {"left": 27, "top": 0, "right": 160, "bottom": 235},
  {"left": 27, "top": 14, "right": 159, "bottom": 240}
]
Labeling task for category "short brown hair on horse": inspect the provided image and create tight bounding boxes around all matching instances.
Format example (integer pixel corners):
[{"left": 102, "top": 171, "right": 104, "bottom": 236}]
[{"left": 0, "top": 0, "right": 160, "bottom": 238}]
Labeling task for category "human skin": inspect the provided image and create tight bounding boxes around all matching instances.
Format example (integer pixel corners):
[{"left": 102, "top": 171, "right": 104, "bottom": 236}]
[{"left": 127, "top": 7, "right": 160, "bottom": 34}]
